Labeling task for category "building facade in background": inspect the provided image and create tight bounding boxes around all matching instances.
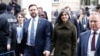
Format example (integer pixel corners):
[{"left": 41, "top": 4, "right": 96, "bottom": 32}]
[
  {"left": 2, "top": 0, "right": 100, "bottom": 21},
  {"left": 2, "top": 0, "right": 100, "bottom": 11},
  {"left": 52, "top": 0, "right": 100, "bottom": 11}
]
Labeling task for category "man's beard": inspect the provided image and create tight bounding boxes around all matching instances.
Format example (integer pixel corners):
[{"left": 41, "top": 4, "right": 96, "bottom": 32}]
[{"left": 31, "top": 14, "right": 37, "bottom": 18}]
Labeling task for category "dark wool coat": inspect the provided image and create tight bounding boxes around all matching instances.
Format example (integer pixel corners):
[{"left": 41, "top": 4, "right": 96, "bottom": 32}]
[{"left": 51, "top": 20, "right": 77, "bottom": 56}]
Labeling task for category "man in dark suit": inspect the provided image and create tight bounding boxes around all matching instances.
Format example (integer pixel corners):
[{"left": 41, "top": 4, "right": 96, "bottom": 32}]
[
  {"left": 79, "top": 11, "right": 90, "bottom": 32},
  {"left": 21, "top": 4, "right": 51, "bottom": 56},
  {"left": 0, "top": 3, "right": 9, "bottom": 53},
  {"left": 77, "top": 12, "right": 100, "bottom": 56}
]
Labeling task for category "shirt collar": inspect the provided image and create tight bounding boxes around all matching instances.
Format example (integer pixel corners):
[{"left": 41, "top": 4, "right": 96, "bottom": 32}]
[
  {"left": 31, "top": 16, "right": 38, "bottom": 21},
  {"left": 91, "top": 29, "right": 100, "bottom": 34},
  {"left": 17, "top": 23, "right": 23, "bottom": 27}
]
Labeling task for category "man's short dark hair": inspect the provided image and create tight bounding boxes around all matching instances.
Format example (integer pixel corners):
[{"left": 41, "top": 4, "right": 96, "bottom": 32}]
[
  {"left": 96, "top": 4, "right": 100, "bottom": 10},
  {"left": 0, "top": 3, "right": 7, "bottom": 11},
  {"left": 28, "top": 4, "right": 38, "bottom": 10},
  {"left": 64, "top": 6, "right": 69, "bottom": 9},
  {"left": 38, "top": 7, "right": 43, "bottom": 10}
]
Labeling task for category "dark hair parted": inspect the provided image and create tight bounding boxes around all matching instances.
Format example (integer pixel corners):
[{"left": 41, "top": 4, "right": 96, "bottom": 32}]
[
  {"left": 55, "top": 10, "right": 70, "bottom": 24},
  {"left": 16, "top": 12, "right": 24, "bottom": 18},
  {"left": 28, "top": 4, "right": 38, "bottom": 10}
]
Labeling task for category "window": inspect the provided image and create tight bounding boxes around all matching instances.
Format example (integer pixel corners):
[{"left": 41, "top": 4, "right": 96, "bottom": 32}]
[
  {"left": 81, "top": 0, "right": 98, "bottom": 5},
  {"left": 54, "top": 0, "right": 59, "bottom": 2},
  {"left": 52, "top": 0, "right": 59, "bottom": 3}
]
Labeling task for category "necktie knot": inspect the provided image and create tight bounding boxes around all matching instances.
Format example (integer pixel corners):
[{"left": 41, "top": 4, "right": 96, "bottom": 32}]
[{"left": 93, "top": 31, "right": 96, "bottom": 35}]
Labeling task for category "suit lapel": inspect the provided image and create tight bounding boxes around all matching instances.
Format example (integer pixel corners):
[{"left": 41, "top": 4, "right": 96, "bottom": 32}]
[
  {"left": 36, "top": 18, "right": 41, "bottom": 36},
  {"left": 15, "top": 24, "right": 19, "bottom": 33},
  {"left": 96, "top": 33, "right": 100, "bottom": 50},
  {"left": 25, "top": 19, "right": 31, "bottom": 33},
  {"left": 85, "top": 31, "right": 91, "bottom": 54}
]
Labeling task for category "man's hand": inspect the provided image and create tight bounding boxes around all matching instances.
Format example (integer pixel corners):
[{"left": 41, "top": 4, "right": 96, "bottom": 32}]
[{"left": 43, "top": 50, "right": 50, "bottom": 56}]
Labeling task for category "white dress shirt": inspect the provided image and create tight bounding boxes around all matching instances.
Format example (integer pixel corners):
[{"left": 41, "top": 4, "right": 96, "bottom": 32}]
[
  {"left": 16, "top": 24, "right": 23, "bottom": 44},
  {"left": 87, "top": 29, "right": 100, "bottom": 56},
  {"left": 83, "top": 16, "right": 87, "bottom": 28},
  {"left": 26, "top": 16, "right": 38, "bottom": 46}
]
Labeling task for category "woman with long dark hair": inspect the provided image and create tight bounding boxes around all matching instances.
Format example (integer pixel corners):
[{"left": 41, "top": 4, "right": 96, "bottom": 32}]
[{"left": 51, "top": 10, "right": 77, "bottom": 56}]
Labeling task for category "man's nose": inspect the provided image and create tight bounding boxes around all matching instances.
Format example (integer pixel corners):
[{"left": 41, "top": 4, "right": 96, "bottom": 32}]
[{"left": 91, "top": 22, "right": 95, "bottom": 25}]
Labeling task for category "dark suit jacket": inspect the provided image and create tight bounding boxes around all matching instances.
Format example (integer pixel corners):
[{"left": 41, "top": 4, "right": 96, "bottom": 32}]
[
  {"left": 11, "top": 24, "right": 23, "bottom": 56},
  {"left": 11, "top": 24, "right": 23, "bottom": 50},
  {"left": 21, "top": 18, "right": 51, "bottom": 56},
  {"left": 70, "top": 15, "right": 80, "bottom": 38},
  {"left": 77, "top": 30, "right": 100, "bottom": 56},
  {"left": 0, "top": 12, "right": 9, "bottom": 53},
  {"left": 79, "top": 17, "right": 90, "bottom": 32},
  {"left": 11, "top": 24, "right": 17, "bottom": 50}
]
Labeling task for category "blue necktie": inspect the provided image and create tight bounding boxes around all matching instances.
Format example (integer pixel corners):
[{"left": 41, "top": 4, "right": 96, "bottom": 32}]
[
  {"left": 82, "top": 18, "right": 86, "bottom": 25},
  {"left": 30, "top": 20, "right": 35, "bottom": 46},
  {"left": 82, "top": 17, "right": 87, "bottom": 30}
]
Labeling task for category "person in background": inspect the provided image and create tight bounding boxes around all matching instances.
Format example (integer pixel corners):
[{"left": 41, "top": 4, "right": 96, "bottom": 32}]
[
  {"left": 79, "top": 10, "right": 90, "bottom": 33},
  {"left": 38, "top": 7, "right": 43, "bottom": 17},
  {"left": 6, "top": 5, "right": 17, "bottom": 32},
  {"left": 85, "top": 7, "right": 90, "bottom": 17},
  {"left": 54, "top": 9, "right": 59, "bottom": 18},
  {"left": 0, "top": 0, "right": 2, "bottom": 3},
  {"left": 64, "top": 6, "right": 73, "bottom": 15},
  {"left": 21, "top": 4, "right": 51, "bottom": 56},
  {"left": 5, "top": 6, "right": 17, "bottom": 52},
  {"left": 51, "top": 10, "right": 77, "bottom": 56},
  {"left": 40, "top": 11, "right": 48, "bottom": 19},
  {"left": 77, "top": 8, "right": 85, "bottom": 23},
  {"left": 0, "top": 3, "right": 9, "bottom": 54},
  {"left": 64, "top": 6, "right": 80, "bottom": 38},
  {"left": 20, "top": 8, "right": 28, "bottom": 21},
  {"left": 96, "top": 4, "right": 100, "bottom": 14},
  {"left": 77, "top": 12, "right": 100, "bottom": 56},
  {"left": 11, "top": 12, "right": 24, "bottom": 56},
  {"left": 8, "top": 0, "right": 21, "bottom": 16},
  {"left": 40, "top": 11, "right": 53, "bottom": 38}
]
